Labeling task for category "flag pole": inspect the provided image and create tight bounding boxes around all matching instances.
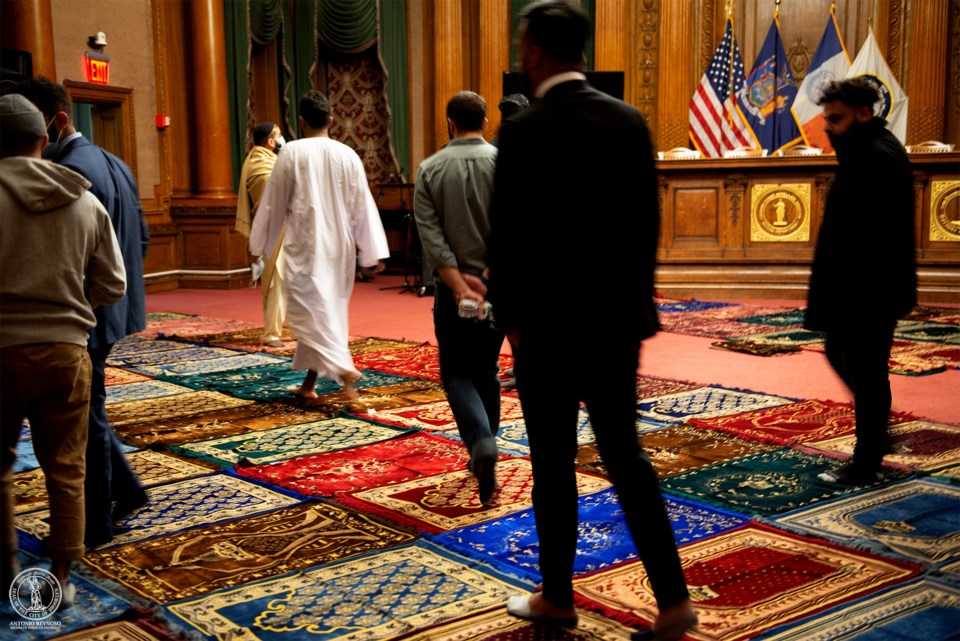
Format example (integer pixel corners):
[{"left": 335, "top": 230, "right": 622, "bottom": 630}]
[{"left": 727, "top": 0, "right": 735, "bottom": 129}]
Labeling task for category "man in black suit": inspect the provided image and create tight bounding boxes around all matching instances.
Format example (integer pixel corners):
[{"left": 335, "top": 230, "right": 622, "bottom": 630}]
[{"left": 487, "top": 3, "right": 695, "bottom": 639}]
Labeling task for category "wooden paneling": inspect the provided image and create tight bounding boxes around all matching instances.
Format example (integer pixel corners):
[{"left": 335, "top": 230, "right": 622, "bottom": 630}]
[
  {"left": 656, "top": 0, "right": 694, "bottom": 149},
  {"left": 1, "top": 0, "right": 57, "bottom": 80},
  {"left": 478, "top": 0, "right": 510, "bottom": 140},
  {"left": 433, "top": 0, "right": 463, "bottom": 155},
  {"left": 674, "top": 187, "right": 720, "bottom": 241},
  {"left": 907, "top": 1, "right": 949, "bottom": 144}
]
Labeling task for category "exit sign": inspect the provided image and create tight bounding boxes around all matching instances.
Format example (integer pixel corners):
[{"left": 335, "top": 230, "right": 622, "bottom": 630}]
[{"left": 84, "top": 51, "right": 110, "bottom": 84}]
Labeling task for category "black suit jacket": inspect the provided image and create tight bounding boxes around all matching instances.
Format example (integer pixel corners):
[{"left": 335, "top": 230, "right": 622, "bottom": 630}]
[{"left": 487, "top": 79, "right": 660, "bottom": 340}]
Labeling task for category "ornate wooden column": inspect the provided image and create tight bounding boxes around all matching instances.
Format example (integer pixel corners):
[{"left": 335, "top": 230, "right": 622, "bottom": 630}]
[
  {"left": 478, "top": 0, "right": 510, "bottom": 138},
  {"left": 188, "top": 0, "right": 234, "bottom": 198},
  {"left": 656, "top": 0, "right": 695, "bottom": 150},
  {"left": 433, "top": 0, "right": 464, "bottom": 152},
  {"left": 595, "top": 0, "right": 628, "bottom": 74},
  {"left": 1, "top": 0, "right": 56, "bottom": 80},
  {"left": 906, "top": 0, "right": 949, "bottom": 143}
]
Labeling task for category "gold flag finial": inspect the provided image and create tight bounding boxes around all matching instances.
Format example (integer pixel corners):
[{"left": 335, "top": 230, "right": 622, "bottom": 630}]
[{"left": 774, "top": 0, "right": 782, "bottom": 20}]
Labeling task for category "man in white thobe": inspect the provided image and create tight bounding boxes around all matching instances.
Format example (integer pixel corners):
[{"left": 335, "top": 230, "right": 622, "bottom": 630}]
[{"left": 249, "top": 91, "right": 388, "bottom": 399}]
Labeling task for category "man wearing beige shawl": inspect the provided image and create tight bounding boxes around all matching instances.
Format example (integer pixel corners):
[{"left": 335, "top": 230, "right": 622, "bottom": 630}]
[{"left": 236, "top": 122, "right": 287, "bottom": 347}]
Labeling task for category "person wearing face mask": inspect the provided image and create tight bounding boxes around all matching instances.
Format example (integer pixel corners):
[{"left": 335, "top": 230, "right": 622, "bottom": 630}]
[
  {"left": 236, "top": 122, "right": 288, "bottom": 348},
  {"left": 805, "top": 77, "right": 916, "bottom": 486},
  {"left": 5, "top": 77, "right": 150, "bottom": 548}
]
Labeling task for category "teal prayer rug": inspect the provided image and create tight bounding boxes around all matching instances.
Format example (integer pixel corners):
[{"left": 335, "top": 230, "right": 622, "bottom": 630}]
[
  {"left": 429, "top": 487, "right": 748, "bottom": 584},
  {"left": 753, "top": 577, "right": 960, "bottom": 640},
  {"left": 572, "top": 522, "right": 921, "bottom": 641},
  {"left": 105, "top": 379, "right": 193, "bottom": 404},
  {"left": 161, "top": 540, "right": 535, "bottom": 641},
  {"left": 338, "top": 458, "right": 610, "bottom": 534},
  {"left": 735, "top": 308, "right": 806, "bottom": 326},
  {"left": 17, "top": 474, "right": 304, "bottom": 552},
  {"left": 660, "top": 447, "right": 907, "bottom": 517},
  {"left": 130, "top": 352, "right": 289, "bottom": 377},
  {"left": 170, "top": 414, "right": 411, "bottom": 467},
  {"left": 803, "top": 419, "right": 960, "bottom": 473},
  {"left": 636, "top": 386, "right": 795, "bottom": 428},
  {"left": 732, "top": 328, "right": 824, "bottom": 348},
  {"left": 232, "top": 432, "right": 473, "bottom": 497},
  {"left": 772, "top": 476, "right": 960, "bottom": 569},
  {"left": 894, "top": 320, "right": 960, "bottom": 345}
]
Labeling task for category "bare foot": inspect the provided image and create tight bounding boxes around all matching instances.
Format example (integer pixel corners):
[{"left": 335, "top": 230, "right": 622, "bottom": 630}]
[
  {"left": 526, "top": 593, "right": 576, "bottom": 619},
  {"left": 287, "top": 385, "right": 319, "bottom": 400},
  {"left": 342, "top": 371, "right": 362, "bottom": 400},
  {"left": 649, "top": 599, "right": 697, "bottom": 640}
]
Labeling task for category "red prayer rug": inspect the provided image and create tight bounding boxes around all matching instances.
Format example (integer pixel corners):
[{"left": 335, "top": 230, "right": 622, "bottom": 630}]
[
  {"left": 337, "top": 457, "right": 610, "bottom": 534},
  {"left": 686, "top": 399, "right": 914, "bottom": 446},
  {"left": 353, "top": 344, "right": 514, "bottom": 383},
  {"left": 357, "top": 395, "right": 524, "bottom": 431},
  {"left": 234, "top": 432, "right": 473, "bottom": 497},
  {"left": 572, "top": 522, "right": 920, "bottom": 641},
  {"left": 133, "top": 315, "right": 258, "bottom": 339}
]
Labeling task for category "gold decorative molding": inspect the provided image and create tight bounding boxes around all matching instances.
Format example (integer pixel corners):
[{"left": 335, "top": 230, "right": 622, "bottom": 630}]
[
  {"left": 750, "top": 183, "right": 811, "bottom": 242},
  {"left": 930, "top": 180, "right": 960, "bottom": 241},
  {"left": 724, "top": 179, "right": 747, "bottom": 227}
]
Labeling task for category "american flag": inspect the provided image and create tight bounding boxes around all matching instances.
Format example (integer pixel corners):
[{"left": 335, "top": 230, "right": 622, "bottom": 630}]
[{"left": 689, "top": 18, "right": 755, "bottom": 157}]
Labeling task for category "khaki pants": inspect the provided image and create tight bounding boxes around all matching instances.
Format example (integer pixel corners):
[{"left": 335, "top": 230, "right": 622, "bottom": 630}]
[
  {"left": 1, "top": 343, "right": 91, "bottom": 563},
  {"left": 262, "top": 234, "right": 287, "bottom": 342}
]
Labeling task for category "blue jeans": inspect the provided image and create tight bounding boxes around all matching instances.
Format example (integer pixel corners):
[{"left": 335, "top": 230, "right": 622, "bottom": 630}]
[{"left": 433, "top": 283, "right": 505, "bottom": 457}]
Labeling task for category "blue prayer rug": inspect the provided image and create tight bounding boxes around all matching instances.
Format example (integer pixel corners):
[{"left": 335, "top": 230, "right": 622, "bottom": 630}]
[
  {"left": 161, "top": 540, "right": 535, "bottom": 641},
  {"left": 130, "top": 353, "right": 289, "bottom": 377},
  {"left": 636, "top": 385, "right": 795, "bottom": 428},
  {"left": 430, "top": 488, "right": 749, "bottom": 583},
  {"left": 442, "top": 408, "right": 596, "bottom": 457},
  {"left": 656, "top": 299, "right": 738, "bottom": 313},
  {"left": 104, "top": 379, "right": 193, "bottom": 404}
]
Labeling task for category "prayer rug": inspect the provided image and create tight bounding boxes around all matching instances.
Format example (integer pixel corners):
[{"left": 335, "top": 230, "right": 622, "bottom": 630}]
[
  {"left": 106, "top": 391, "right": 254, "bottom": 427},
  {"left": 13, "top": 449, "right": 214, "bottom": 514},
  {"left": 114, "top": 403, "right": 332, "bottom": 448},
  {"left": 710, "top": 340, "right": 803, "bottom": 356},
  {"left": 353, "top": 345, "right": 515, "bottom": 383},
  {"left": 735, "top": 308, "right": 806, "bottom": 326},
  {"left": 445, "top": 409, "right": 596, "bottom": 457},
  {"left": 168, "top": 326, "right": 298, "bottom": 354},
  {"left": 83, "top": 501, "right": 418, "bottom": 603},
  {"left": 129, "top": 352, "right": 288, "bottom": 377},
  {"left": 108, "top": 336, "right": 194, "bottom": 358},
  {"left": 773, "top": 476, "right": 960, "bottom": 568},
  {"left": 170, "top": 414, "right": 411, "bottom": 467},
  {"left": 636, "top": 386, "right": 795, "bottom": 429},
  {"left": 146, "top": 311, "right": 193, "bottom": 320},
  {"left": 686, "top": 399, "right": 913, "bottom": 446},
  {"left": 394, "top": 604, "right": 637, "bottom": 641},
  {"left": 233, "top": 432, "right": 473, "bottom": 497},
  {"left": 802, "top": 419, "right": 960, "bottom": 473},
  {"left": 105, "top": 366, "right": 152, "bottom": 386},
  {"left": 161, "top": 540, "right": 534, "bottom": 641},
  {"left": 44, "top": 621, "right": 174, "bottom": 641},
  {"left": 365, "top": 379, "right": 447, "bottom": 403},
  {"left": 574, "top": 425, "right": 775, "bottom": 479},
  {"left": 105, "top": 379, "right": 193, "bottom": 405},
  {"left": 894, "top": 320, "right": 960, "bottom": 345},
  {"left": 0, "top": 554, "right": 131, "bottom": 640},
  {"left": 660, "top": 447, "right": 906, "bottom": 517},
  {"left": 658, "top": 304, "right": 787, "bottom": 339},
  {"left": 349, "top": 336, "right": 427, "bottom": 354},
  {"left": 17, "top": 474, "right": 304, "bottom": 552},
  {"left": 572, "top": 522, "right": 921, "bottom": 641},
  {"left": 888, "top": 340, "right": 960, "bottom": 376},
  {"left": 294, "top": 388, "right": 426, "bottom": 415},
  {"left": 655, "top": 299, "right": 738, "bottom": 313},
  {"left": 430, "top": 488, "right": 748, "bottom": 584},
  {"left": 753, "top": 577, "right": 960, "bottom": 641},
  {"left": 934, "top": 465, "right": 960, "bottom": 481},
  {"left": 636, "top": 375, "right": 702, "bottom": 400},
  {"left": 904, "top": 304, "right": 960, "bottom": 324},
  {"left": 110, "top": 346, "right": 247, "bottom": 369},
  {"left": 134, "top": 315, "right": 258, "bottom": 339},
  {"left": 357, "top": 395, "right": 525, "bottom": 431},
  {"left": 730, "top": 328, "right": 824, "bottom": 348},
  {"left": 338, "top": 458, "right": 610, "bottom": 535}
]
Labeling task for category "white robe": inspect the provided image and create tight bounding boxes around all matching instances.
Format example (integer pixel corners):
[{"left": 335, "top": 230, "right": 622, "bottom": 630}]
[{"left": 249, "top": 136, "right": 389, "bottom": 383}]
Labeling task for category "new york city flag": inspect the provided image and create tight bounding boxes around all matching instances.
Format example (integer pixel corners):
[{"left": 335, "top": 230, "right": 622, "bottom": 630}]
[{"left": 736, "top": 18, "right": 803, "bottom": 154}]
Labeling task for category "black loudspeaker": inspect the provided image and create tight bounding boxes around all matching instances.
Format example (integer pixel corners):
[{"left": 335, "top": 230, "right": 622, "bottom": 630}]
[
  {"left": 1, "top": 49, "right": 33, "bottom": 90},
  {"left": 501, "top": 71, "right": 625, "bottom": 102}
]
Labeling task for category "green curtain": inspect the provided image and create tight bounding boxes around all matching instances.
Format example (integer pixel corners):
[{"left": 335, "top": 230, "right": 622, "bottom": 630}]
[
  {"left": 509, "top": 0, "right": 595, "bottom": 72},
  {"left": 249, "top": 0, "right": 282, "bottom": 43},
  {"left": 282, "top": 0, "right": 317, "bottom": 140},
  {"left": 379, "top": 0, "right": 409, "bottom": 181},
  {"left": 317, "top": 0, "right": 377, "bottom": 53},
  {"left": 224, "top": 0, "right": 250, "bottom": 193}
]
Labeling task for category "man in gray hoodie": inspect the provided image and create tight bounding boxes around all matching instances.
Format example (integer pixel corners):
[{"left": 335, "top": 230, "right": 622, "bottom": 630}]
[{"left": 0, "top": 94, "right": 126, "bottom": 611}]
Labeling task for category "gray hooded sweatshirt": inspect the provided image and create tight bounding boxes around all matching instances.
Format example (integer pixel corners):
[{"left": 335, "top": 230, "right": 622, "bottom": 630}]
[{"left": 1, "top": 156, "right": 126, "bottom": 348}]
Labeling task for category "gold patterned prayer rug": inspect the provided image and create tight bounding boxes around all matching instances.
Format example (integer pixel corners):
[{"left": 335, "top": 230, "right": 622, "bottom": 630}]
[
  {"left": 170, "top": 414, "right": 411, "bottom": 468},
  {"left": 130, "top": 352, "right": 290, "bottom": 377},
  {"left": 393, "top": 604, "right": 637, "bottom": 641},
  {"left": 773, "top": 476, "right": 960, "bottom": 568},
  {"left": 114, "top": 402, "right": 332, "bottom": 448},
  {"left": 234, "top": 432, "right": 473, "bottom": 497},
  {"left": 660, "top": 448, "right": 907, "bottom": 517},
  {"left": 13, "top": 449, "right": 215, "bottom": 515},
  {"left": 18, "top": 474, "right": 304, "bottom": 552},
  {"left": 754, "top": 577, "right": 960, "bottom": 641},
  {"left": 108, "top": 336, "right": 196, "bottom": 359},
  {"left": 576, "top": 425, "right": 775, "bottom": 479},
  {"left": 83, "top": 501, "right": 418, "bottom": 603},
  {"left": 710, "top": 340, "right": 804, "bottom": 356},
  {"left": 106, "top": 391, "right": 254, "bottom": 427},
  {"left": 105, "top": 367, "right": 153, "bottom": 386},
  {"left": 160, "top": 540, "right": 535, "bottom": 641},
  {"left": 686, "top": 399, "right": 914, "bottom": 446},
  {"left": 801, "top": 419, "right": 960, "bottom": 473},
  {"left": 48, "top": 620, "right": 171, "bottom": 640},
  {"left": 904, "top": 304, "right": 960, "bottom": 324},
  {"left": 349, "top": 336, "right": 427, "bottom": 354},
  {"left": 357, "top": 395, "right": 525, "bottom": 431},
  {"left": 636, "top": 375, "right": 702, "bottom": 400},
  {"left": 133, "top": 315, "right": 258, "bottom": 339},
  {"left": 571, "top": 522, "right": 920, "bottom": 641},
  {"left": 365, "top": 379, "right": 447, "bottom": 403},
  {"left": 337, "top": 458, "right": 610, "bottom": 534},
  {"left": 636, "top": 386, "right": 795, "bottom": 429},
  {"left": 888, "top": 340, "right": 960, "bottom": 376},
  {"left": 105, "top": 379, "right": 193, "bottom": 405},
  {"left": 166, "top": 327, "right": 298, "bottom": 354},
  {"left": 894, "top": 320, "right": 960, "bottom": 345},
  {"left": 736, "top": 328, "right": 824, "bottom": 348}
]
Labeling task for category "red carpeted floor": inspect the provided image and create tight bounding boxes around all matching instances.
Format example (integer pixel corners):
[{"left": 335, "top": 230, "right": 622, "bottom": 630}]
[{"left": 146, "top": 275, "right": 960, "bottom": 425}]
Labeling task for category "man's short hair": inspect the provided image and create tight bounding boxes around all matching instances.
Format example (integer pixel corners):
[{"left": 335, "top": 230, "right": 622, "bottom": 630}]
[
  {"left": 299, "top": 91, "right": 331, "bottom": 129},
  {"left": 446, "top": 91, "right": 486, "bottom": 131},
  {"left": 2, "top": 76, "right": 70, "bottom": 120},
  {"left": 520, "top": 1, "right": 589, "bottom": 65},
  {"left": 253, "top": 122, "right": 276, "bottom": 146},
  {"left": 816, "top": 77, "right": 880, "bottom": 109},
  {"left": 498, "top": 94, "right": 530, "bottom": 119}
]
